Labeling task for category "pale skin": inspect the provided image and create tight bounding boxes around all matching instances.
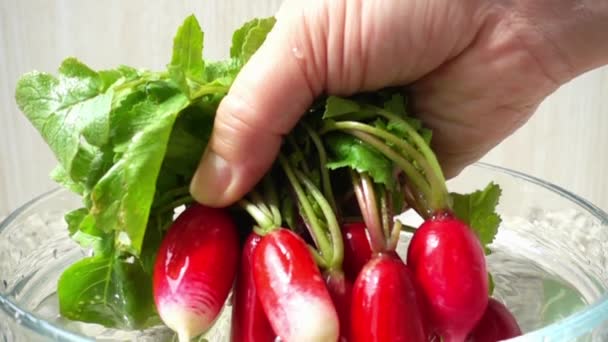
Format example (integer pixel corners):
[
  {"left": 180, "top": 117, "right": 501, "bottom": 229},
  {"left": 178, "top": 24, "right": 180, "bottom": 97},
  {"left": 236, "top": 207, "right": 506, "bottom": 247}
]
[{"left": 190, "top": 0, "right": 608, "bottom": 207}]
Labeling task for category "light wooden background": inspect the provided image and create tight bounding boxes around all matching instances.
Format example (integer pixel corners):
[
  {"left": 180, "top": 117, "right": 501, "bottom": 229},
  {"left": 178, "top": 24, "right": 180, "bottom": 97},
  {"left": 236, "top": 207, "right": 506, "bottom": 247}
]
[{"left": 1, "top": 0, "right": 607, "bottom": 218}]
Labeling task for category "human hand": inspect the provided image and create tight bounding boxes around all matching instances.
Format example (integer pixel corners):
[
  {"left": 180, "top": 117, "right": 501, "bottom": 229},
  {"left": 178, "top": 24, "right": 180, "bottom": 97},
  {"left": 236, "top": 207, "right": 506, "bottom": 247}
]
[{"left": 190, "top": 0, "right": 608, "bottom": 207}]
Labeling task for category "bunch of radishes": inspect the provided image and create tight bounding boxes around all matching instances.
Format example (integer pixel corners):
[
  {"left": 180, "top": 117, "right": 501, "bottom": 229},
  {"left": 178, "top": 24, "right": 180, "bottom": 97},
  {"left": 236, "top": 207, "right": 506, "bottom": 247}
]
[{"left": 151, "top": 93, "right": 523, "bottom": 342}]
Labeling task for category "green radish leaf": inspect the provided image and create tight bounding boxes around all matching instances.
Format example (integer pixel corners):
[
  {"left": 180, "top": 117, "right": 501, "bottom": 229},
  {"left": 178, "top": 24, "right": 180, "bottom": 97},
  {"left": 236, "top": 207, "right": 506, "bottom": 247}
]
[
  {"left": 90, "top": 92, "right": 190, "bottom": 255},
  {"left": 168, "top": 14, "right": 205, "bottom": 98},
  {"left": 138, "top": 216, "right": 169, "bottom": 277},
  {"left": 57, "top": 250, "right": 157, "bottom": 329},
  {"left": 384, "top": 120, "right": 433, "bottom": 146},
  {"left": 383, "top": 94, "right": 408, "bottom": 118},
  {"left": 381, "top": 94, "right": 433, "bottom": 145},
  {"left": 15, "top": 58, "right": 112, "bottom": 178},
  {"left": 203, "top": 59, "right": 240, "bottom": 85},
  {"left": 65, "top": 208, "right": 89, "bottom": 236},
  {"left": 81, "top": 146, "right": 115, "bottom": 191},
  {"left": 69, "top": 143, "right": 97, "bottom": 185},
  {"left": 71, "top": 213, "right": 110, "bottom": 254},
  {"left": 230, "top": 19, "right": 258, "bottom": 58},
  {"left": 230, "top": 17, "right": 276, "bottom": 62},
  {"left": 98, "top": 65, "right": 141, "bottom": 89},
  {"left": 451, "top": 182, "right": 502, "bottom": 248},
  {"left": 383, "top": 94, "right": 422, "bottom": 130},
  {"left": 162, "top": 105, "right": 214, "bottom": 179},
  {"left": 50, "top": 165, "right": 84, "bottom": 195},
  {"left": 323, "top": 96, "right": 362, "bottom": 119},
  {"left": 109, "top": 82, "right": 180, "bottom": 153},
  {"left": 420, "top": 128, "right": 433, "bottom": 145},
  {"left": 325, "top": 133, "right": 394, "bottom": 188}
]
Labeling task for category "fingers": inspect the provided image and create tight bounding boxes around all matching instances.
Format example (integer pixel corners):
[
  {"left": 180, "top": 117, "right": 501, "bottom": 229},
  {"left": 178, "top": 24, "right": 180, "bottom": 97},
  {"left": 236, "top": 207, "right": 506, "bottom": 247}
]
[{"left": 190, "top": 16, "right": 322, "bottom": 207}]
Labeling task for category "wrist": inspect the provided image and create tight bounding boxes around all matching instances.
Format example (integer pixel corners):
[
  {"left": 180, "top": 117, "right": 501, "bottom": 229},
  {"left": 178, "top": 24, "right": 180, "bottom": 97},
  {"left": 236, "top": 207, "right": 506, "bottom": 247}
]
[{"left": 514, "top": 0, "right": 608, "bottom": 82}]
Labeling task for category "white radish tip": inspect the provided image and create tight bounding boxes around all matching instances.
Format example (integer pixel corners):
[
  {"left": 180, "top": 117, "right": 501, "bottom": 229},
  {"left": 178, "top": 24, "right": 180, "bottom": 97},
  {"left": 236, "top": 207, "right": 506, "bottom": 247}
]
[
  {"left": 177, "top": 331, "right": 191, "bottom": 342},
  {"left": 281, "top": 296, "right": 339, "bottom": 342},
  {"left": 158, "top": 302, "right": 214, "bottom": 342}
]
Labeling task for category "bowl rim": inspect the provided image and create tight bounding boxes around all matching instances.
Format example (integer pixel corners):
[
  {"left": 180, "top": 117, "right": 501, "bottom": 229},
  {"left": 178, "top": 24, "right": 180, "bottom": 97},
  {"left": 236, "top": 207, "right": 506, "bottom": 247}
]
[{"left": 0, "top": 162, "right": 607, "bottom": 341}]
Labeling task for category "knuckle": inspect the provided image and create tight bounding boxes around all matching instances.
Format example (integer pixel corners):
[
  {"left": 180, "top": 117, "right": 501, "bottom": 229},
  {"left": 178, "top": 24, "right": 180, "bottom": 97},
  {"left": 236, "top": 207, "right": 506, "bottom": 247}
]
[{"left": 210, "top": 93, "right": 282, "bottom": 162}]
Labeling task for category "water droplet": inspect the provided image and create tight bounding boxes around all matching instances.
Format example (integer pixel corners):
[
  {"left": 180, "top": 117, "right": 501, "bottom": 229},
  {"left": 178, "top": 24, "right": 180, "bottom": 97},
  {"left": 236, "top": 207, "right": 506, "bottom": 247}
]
[
  {"left": 292, "top": 47, "right": 304, "bottom": 60},
  {"left": 117, "top": 232, "right": 132, "bottom": 246},
  {"left": 94, "top": 295, "right": 102, "bottom": 300}
]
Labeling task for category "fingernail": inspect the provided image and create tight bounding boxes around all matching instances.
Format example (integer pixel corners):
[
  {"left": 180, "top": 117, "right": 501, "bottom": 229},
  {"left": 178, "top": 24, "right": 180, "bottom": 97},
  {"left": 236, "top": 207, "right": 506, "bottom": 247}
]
[{"left": 190, "top": 150, "right": 233, "bottom": 206}]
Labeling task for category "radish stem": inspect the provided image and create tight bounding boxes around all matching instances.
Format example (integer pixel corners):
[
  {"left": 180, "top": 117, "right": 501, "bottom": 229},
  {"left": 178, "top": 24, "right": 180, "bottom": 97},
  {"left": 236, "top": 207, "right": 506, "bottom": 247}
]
[
  {"left": 279, "top": 155, "right": 333, "bottom": 263},
  {"left": 250, "top": 190, "right": 273, "bottom": 221},
  {"left": 154, "top": 186, "right": 190, "bottom": 209},
  {"left": 329, "top": 120, "right": 434, "bottom": 180},
  {"left": 238, "top": 199, "right": 274, "bottom": 232},
  {"left": 287, "top": 135, "right": 311, "bottom": 175},
  {"left": 346, "top": 130, "right": 432, "bottom": 201},
  {"left": 253, "top": 225, "right": 266, "bottom": 236},
  {"left": 262, "top": 176, "right": 282, "bottom": 227},
  {"left": 387, "top": 220, "right": 402, "bottom": 251},
  {"left": 295, "top": 169, "right": 344, "bottom": 270},
  {"left": 379, "top": 188, "right": 391, "bottom": 242},
  {"left": 158, "top": 196, "right": 193, "bottom": 215},
  {"left": 361, "top": 173, "right": 386, "bottom": 252},
  {"left": 302, "top": 122, "right": 338, "bottom": 215},
  {"left": 404, "top": 182, "right": 432, "bottom": 219},
  {"left": 373, "top": 106, "right": 450, "bottom": 210},
  {"left": 373, "top": 107, "right": 446, "bottom": 182},
  {"left": 309, "top": 241, "right": 329, "bottom": 269},
  {"left": 322, "top": 107, "right": 452, "bottom": 213},
  {"left": 335, "top": 119, "right": 447, "bottom": 212},
  {"left": 352, "top": 171, "right": 386, "bottom": 253}
]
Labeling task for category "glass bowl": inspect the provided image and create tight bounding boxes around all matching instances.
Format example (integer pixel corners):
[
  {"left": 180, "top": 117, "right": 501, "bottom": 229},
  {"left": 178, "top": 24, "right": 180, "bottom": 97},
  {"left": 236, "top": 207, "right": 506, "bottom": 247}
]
[{"left": 1, "top": 163, "right": 607, "bottom": 341}]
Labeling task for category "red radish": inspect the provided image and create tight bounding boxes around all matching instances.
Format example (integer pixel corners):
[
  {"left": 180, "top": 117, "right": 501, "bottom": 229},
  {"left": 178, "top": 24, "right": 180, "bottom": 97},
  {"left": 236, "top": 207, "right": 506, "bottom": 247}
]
[
  {"left": 341, "top": 222, "right": 372, "bottom": 281},
  {"left": 467, "top": 298, "right": 522, "bottom": 342},
  {"left": 351, "top": 253, "right": 427, "bottom": 342},
  {"left": 346, "top": 172, "right": 429, "bottom": 341},
  {"left": 407, "top": 213, "right": 489, "bottom": 342},
  {"left": 253, "top": 228, "right": 339, "bottom": 342},
  {"left": 230, "top": 233, "right": 276, "bottom": 342},
  {"left": 153, "top": 204, "right": 239, "bottom": 342},
  {"left": 324, "top": 270, "right": 353, "bottom": 342}
]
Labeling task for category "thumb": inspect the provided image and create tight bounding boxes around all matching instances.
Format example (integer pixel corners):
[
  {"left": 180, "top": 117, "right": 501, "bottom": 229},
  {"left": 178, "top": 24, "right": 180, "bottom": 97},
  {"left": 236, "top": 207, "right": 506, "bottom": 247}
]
[{"left": 190, "top": 16, "right": 322, "bottom": 207}]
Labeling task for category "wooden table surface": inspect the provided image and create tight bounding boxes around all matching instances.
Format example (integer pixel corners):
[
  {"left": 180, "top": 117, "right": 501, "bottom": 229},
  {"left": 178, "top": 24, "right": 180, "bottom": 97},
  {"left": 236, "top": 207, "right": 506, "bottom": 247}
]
[{"left": 1, "top": 0, "right": 607, "bottom": 217}]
